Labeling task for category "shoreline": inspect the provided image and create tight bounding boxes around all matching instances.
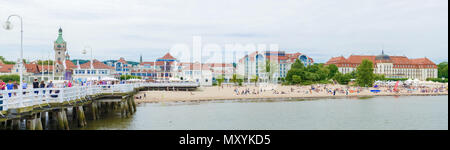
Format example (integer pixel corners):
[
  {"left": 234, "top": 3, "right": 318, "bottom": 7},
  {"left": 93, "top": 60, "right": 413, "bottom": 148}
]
[{"left": 134, "top": 86, "right": 448, "bottom": 104}]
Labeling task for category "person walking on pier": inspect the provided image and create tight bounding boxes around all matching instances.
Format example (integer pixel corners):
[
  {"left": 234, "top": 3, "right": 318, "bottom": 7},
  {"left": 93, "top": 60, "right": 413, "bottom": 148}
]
[
  {"left": 6, "top": 81, "right": 14, "bottom": 97},
  {"left": 40, "top": 81, "right": 46, "bottom": 95},
  {"left": 22, "top": 80, "right": 28, "bottom": 95},
  {"left": 0, "top": 80, "right": 5, "bottom": 101},
  {"left": 33, "top": 79, "right": 39, "bottom": 95},
  {"left": 0, "top": 80, "right": 5, "bottom": 91},
  {"left": 12, "top": 81, "right": 18, "bottom": 96},
  {"left": 47, "top": 81, "right": 54, "bottom": 94}
]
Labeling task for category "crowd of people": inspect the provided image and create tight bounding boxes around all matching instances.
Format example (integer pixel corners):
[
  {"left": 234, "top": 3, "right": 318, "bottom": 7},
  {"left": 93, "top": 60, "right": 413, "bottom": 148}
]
[
  {"left": 0, "top": 79, "right": 74, "bottom": 98},
  {"left": 229, "top": 82, "right": 448, "bottom": 97}
]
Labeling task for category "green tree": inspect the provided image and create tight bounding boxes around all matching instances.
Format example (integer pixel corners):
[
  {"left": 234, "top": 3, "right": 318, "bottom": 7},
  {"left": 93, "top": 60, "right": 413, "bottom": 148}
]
[
  {"left": 264, "top": 60, "right": 278, "bottom": 83},
  {"left": 327, "top": 64, "right": 339, "bottom": 79},
  {"left": 374, "top": 74, "right": 386, "bottom": 81},
  {"left": 333, "top": 72, "right": 353, "bottom": 85},
  {"left": 37, "top": 60, "right": 54, "bottom": 65},
  {"left": 216, "top": 76, "right": 225, "bottom": 87},
  {"left": 317, "top": 65, "right": 330, "bottom": 81},
  {"left": 237, "top": 79, "right": 244, "bottom": 86},
  {"left": 438, "top": 62, "right": 448, "bottom": 78},
  {"left": 286, "top": 68, "right": 304, "bottom": 83},
  {"left": 250, "top": 75, "right": 259, "bottom": 86},
  {"left": 292, "top": 75, "right": 302, "bottom": 84},
  {"left": 356, "top": 59, "right": 375, "bottom": 87},
  {"left": 291, "top": 59, "right": 305, "bottom": 70},
  {"left": 0, "top": 56, "right": 16, "bottom": 64}
]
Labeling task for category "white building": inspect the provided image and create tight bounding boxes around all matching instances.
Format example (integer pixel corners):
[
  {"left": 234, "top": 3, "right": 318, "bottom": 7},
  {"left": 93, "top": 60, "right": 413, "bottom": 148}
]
[
  {"left": 237, "top": 51, "right": 314, "bottom": 82},
  {"left": 72, "top": 60, "right": 115, "bottom": 82},
  {"left": 325, "top": 51, "right": 438, "bottom": 80},
  {"left": 181, "top": 62, "right": 213, "bottom": 86}
]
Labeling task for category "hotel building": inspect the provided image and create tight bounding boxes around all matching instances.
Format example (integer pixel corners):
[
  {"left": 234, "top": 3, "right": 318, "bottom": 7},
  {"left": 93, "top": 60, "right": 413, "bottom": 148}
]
[
  {"left": 325, "top": 51, "right": 438, "bottom": 80},
  {"left": 237, "top": 51, "right": 314, "bottom": 82}
]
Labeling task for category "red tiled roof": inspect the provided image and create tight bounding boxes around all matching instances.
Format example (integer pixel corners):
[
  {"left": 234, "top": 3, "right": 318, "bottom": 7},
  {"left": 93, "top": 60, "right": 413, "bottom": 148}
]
[
  {"left": 117, "top": 57, "right": 128, "bottom": 64},
  {"left": 207, "top": 63, "right": 233, "bottom": 68},
  {"left": 37, "top": 65, "right": 55, "bottom": 72},
  {"left": 0, "top": 64, "right": 14, "bottom": 73},
  {"left": 79, "top": 60, "right": 114, "bottom": 69},
  {"left": 24, "top": 64, "right": 40, "bottom": 74},
  {"left": 132, "top": 69, "right": 155, "bottom": 73},
  {"left": 182, "top": 64, "right": 211, "bottom": 71},
  {"left": 56, "top": 60, "right": 77, "bottom": 69},
  {"left": 325, "top": 55, "right": 437, "bottom": 69},
  {"left": 155, "top": 61, "right": 175, "bottom": 66},
  {"left": 159, "top": 53, "right": 176, "bottom": 60},
  {"left": 140, "top": 62, "right": 155, "bottom": 66}
]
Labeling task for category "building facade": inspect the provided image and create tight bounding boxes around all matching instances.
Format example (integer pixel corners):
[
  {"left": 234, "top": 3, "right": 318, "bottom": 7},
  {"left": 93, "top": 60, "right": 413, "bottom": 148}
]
[
  {"left": 325, "top": 51, "right": 438, "bottom": 80},
  {"left": 237, "top": 51, "right": 314, "bottom": 82},
  {"left": 72, "top": 60, "right": 115, "bottom": 81}
]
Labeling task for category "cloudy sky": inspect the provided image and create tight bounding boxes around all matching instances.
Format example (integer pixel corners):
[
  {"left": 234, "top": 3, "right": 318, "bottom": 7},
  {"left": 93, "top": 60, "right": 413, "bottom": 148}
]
[{"left": 0, "top": 0, "right": 448, "bottom": 63}]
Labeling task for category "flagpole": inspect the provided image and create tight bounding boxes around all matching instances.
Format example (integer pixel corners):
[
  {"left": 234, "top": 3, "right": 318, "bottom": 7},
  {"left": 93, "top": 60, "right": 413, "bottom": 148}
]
[
  {"left": 41, "top": 55, "right": 44, "bottom": 81},
  {"left": 48, "top": 52, "right": 50, "bottom": 81},
  {"left": 52, "top": 51, "right": 55, "bottom": 80}
]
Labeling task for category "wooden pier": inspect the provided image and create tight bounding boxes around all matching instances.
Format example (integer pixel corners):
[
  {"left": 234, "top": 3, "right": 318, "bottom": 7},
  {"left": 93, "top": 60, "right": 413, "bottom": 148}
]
[{"left": 0, "top": 82, "right": 199, "bottom": 130}]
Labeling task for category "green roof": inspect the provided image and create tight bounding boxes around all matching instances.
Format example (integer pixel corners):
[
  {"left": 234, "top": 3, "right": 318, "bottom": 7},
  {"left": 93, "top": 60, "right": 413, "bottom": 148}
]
[{"left": 55, "top": 28, "right": 65, "bottom": 44}]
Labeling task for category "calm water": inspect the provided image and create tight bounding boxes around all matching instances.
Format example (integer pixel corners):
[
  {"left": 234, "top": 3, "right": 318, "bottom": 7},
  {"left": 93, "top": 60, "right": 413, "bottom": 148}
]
[{"left": 76, "top": 96, "right": 448, "bottom": 130}]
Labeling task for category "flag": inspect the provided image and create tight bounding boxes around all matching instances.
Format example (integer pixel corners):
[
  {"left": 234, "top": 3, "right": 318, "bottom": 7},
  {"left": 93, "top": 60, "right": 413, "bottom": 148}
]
[
  {"left": 77, "top": 60, "right": 81, "bottom": 69},
  {"left": 63, "top": 59, "right": 67, "bottom": 70},
  {"left": 90, "top": 59, "right": 94, "bottom": 69},
  {"left": 394, "top": 81, "right": 400, "bottom": 92}
]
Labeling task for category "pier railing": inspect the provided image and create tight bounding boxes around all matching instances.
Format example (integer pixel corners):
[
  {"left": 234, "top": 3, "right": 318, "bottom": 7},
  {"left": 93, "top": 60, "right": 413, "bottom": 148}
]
[{"left": 0, "top": 82, "right": 200, "bottom": 112}]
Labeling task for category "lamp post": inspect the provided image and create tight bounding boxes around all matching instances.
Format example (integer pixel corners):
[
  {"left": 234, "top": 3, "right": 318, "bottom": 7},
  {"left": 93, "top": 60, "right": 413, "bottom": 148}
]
[
  {"left": 3, "top": 14, "right": 24, "bottom": 97},
  {"left": 82, "top": 46, "right": 93, "bottom": 69}
]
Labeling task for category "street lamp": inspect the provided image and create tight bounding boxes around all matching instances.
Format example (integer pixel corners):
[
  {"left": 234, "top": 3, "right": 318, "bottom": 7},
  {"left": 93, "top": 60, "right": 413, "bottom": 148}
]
[
  {"left": 83, "top": 46, "right": 93, "bottom": 69},
  {"left": 3, "top": 14, "right": 24, "bottom": 97}
]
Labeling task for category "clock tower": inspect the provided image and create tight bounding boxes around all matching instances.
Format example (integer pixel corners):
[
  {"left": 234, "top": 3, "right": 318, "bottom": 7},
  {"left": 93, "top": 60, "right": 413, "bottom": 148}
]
[{"left": 54, "top": 28, "right": 67, "bottom": 63}]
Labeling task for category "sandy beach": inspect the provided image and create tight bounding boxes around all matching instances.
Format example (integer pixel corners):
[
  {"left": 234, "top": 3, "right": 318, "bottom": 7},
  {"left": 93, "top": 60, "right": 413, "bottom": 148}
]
[{"left": 134, "top": 84, "right": 449, "bottom": 103}]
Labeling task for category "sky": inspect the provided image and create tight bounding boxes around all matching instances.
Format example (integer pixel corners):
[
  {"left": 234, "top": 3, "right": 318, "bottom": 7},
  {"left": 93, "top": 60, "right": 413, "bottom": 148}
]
[{"left": 0, "top": 0, "right": 448, "bottom": 63}]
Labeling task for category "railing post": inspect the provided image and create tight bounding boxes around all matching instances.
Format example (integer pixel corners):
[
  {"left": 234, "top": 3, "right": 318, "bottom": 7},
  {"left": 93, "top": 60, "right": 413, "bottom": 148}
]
[{"left": 60, "top": 88, "right": 64, "bottom": 103}]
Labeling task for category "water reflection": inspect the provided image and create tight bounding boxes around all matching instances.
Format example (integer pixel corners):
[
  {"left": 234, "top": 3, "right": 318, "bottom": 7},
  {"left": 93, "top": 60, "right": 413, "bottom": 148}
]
[{"left": 74, "top": 96, "right": 448, "bottom": 130}]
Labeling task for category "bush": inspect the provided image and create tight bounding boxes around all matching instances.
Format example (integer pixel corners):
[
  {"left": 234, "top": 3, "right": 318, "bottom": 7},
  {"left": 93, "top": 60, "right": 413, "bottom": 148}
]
[
  {"left": 120, "top": 75, "right": 142, "bottom": 80},
  {"left": 300, "top": 81, "right": 314, "bottom": 85},
  {"left": 0, "top": 74, "right": 20, "bottom": 83},
  {"left": 319, "top": 80, "right": 333, "bottom": 84},
  {"left": 427, "top": 78, "right": 448, "bottom": 83}
]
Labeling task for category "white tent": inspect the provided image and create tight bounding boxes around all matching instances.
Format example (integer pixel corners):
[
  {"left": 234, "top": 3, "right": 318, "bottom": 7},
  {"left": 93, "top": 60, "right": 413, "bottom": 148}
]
[
  {"left": 127, "top": 79, "right": 142, "bottom": 82},
  {"left": 101, "top": 77, "right": 119, "bottom": 81},
  {"left": 86, "top": 77, "right": 98, "bottom": 81},
  {"left": 169, "top": 78, "right": 182, "bottom": 82}
]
